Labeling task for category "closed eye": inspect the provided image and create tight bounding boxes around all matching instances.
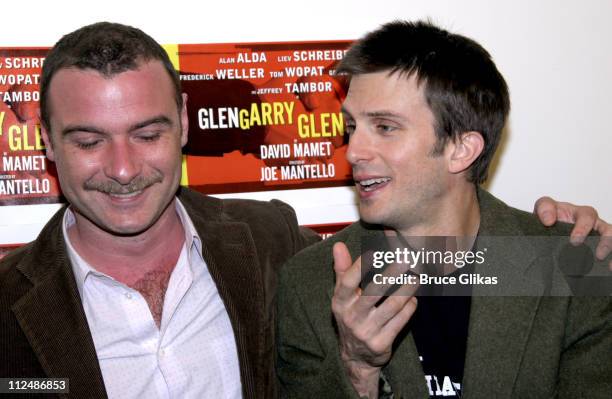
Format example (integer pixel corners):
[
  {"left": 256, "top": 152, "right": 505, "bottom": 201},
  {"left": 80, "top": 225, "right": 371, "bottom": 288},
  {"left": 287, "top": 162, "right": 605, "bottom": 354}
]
[
  {"left": 136, "top": 132, "right": 161, "bottom": 142},
  {"left": 74, "top": 140, "right": 102, "bottom": 150}
]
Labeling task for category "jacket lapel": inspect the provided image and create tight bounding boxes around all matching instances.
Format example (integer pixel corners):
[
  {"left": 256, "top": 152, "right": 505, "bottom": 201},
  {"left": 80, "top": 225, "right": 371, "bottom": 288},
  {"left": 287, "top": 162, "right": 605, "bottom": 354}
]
[
  {"left": 180, "top": 192, "right": 265, "bottom": 398},
  {"left": 461, "top": 190, "right": 543, "bottom": 398},
  {"left": 385, "top": 331, "right": 430, "bottom": 398},
  {"left": 12, "top": 209, "right": 107, "bottom": 398}
]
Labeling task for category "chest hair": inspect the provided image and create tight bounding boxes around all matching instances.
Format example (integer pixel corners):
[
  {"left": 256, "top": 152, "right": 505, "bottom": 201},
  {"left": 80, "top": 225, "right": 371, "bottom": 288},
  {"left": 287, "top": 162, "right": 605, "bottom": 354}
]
[{"left": 130, "top": 268, "right": 173, "bottom": 328}]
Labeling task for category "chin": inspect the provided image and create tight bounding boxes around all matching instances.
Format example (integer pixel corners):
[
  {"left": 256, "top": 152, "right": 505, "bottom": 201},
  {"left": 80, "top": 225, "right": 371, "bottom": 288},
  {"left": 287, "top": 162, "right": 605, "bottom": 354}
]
[
  {"left": 358, "top": 210, "right": 384, "bottom": 226},
  {"left": 97, "top": 216, "right": 156, "bottom": 236}
]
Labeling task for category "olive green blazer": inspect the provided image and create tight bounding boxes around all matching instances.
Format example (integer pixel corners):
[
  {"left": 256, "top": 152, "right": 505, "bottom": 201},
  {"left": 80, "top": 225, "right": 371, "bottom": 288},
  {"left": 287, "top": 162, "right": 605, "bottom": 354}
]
[{"left": 277, "top": 189, "right": 611, "bottom": 399}]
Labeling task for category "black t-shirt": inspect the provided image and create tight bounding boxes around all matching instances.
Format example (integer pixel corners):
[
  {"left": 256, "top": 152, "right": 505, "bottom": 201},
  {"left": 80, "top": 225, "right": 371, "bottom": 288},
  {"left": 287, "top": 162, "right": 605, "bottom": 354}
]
[{"left": 409, "top": 265, "right": 473, "bottom": 398}]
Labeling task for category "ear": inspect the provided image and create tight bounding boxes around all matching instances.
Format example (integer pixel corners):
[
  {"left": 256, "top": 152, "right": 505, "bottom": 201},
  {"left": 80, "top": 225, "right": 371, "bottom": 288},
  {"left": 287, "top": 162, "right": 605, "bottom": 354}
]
[
  {"left": 180, "top": 93, "right": 189, "bottom": 147},
  {"left": 40, "top": 118, "right": 55, "bottom": 162},
  {"left": 447, "top": 131, "right": 484, "bottom": 175}
]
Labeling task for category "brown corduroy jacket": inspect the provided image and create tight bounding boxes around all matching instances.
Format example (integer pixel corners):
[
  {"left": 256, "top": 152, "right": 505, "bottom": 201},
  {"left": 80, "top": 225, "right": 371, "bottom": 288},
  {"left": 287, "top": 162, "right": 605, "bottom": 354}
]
[{"left": 0, "top": 187, "right": 316, "bottom": 398}]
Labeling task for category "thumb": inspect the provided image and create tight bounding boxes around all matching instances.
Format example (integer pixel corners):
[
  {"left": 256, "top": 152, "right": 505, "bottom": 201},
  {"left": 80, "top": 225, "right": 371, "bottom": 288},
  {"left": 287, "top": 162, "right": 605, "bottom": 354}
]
[{"left": 333, "top": 242, "right": 352, "bottom": 276}]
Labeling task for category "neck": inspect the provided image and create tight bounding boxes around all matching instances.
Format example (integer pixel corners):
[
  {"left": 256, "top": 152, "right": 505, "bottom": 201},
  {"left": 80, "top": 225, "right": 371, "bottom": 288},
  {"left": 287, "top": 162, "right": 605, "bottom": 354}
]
[
  {"left": 395, "top": 182, "right": 481, "bottom": 238},
  {"left": 68, "top": 199, "right": 186, "bottom": 286}
]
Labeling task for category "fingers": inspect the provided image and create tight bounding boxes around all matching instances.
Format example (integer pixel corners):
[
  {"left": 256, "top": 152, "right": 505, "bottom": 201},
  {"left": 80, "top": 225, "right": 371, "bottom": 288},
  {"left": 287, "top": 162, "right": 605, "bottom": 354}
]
[
  {"left": 332, "top": 242, "right": 384, "bottom": 317},
  {"left": 333, "top": 242, "right": 362, "bottom": 302},
  {"left": 333, "top": 241, "right": 352, "bottom": 274},
  {"left": 371, "top": 294, "right": 417, "bottom": 330},
  {"left": 333, "top": 293, "right": 417, "bottom": 369},
  {"left": 332, "top": 241, "right": 418, "bottom": 370},
  {"left": 534, "top": 196, "right": 558, "bottom": 226},
  {"left": 566, "top": 205, "right": 598, "bottom": 245},
  {"left": 593, "top": 219, "right": 612, "bottom": 270},
  {"left": 534, "top": 197, "right": 583, "bottom": 226},
  {"left": 378, "top": 297, "right": 418, "bottom": 342},
  {"left": 533, "top": 197, "right": 609, "bottom": 252}
]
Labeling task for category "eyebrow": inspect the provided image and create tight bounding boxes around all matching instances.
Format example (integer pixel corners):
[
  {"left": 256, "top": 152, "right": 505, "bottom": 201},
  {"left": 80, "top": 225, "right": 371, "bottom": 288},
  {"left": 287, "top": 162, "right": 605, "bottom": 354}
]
[
  {"left": 129, "top": 116, "right": 173, "bottom": 131},
  {"left": 61, "top": 115, "right": 174, "bottom": 137},
  {"left": 340, "top": 106, "right": 406, "bottom": 121}
]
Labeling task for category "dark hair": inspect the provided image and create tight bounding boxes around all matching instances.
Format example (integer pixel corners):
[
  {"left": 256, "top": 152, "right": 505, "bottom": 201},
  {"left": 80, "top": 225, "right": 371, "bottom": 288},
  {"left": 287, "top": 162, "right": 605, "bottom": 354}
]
[
  {"left": 40, "top": 22, "right": 182, "bottom": 130},
  {"left": 337, "top": 20, "right": 510, "bottom": 184}
]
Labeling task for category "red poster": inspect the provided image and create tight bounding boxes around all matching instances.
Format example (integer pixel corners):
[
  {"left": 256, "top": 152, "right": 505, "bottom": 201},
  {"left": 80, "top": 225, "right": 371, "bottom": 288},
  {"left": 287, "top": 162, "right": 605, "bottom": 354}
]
[
  {"left": 178, "top": 41, "right": 354, "bottom": 194},
  {"left": 0, "top": 48, "right": 61, "bottom": 205},
  {"left": 0, "top": 40, "right": 356, "bottom": 204}
]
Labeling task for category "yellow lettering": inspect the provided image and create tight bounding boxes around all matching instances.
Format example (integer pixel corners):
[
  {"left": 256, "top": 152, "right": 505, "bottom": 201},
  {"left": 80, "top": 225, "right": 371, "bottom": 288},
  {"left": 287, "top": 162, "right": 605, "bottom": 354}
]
[
  {"left": 239, "top": 109, "right": 250, "bottom": 129},
  {"left": 261, "top": 103, "right": 272, "bottom": 125},
  {"left": 249, "top": 103, "right": 261, "bottom": 127},
  {"left": 8, "top": 125, "right": 21, "bottom": 151},
  {"left": 22, "top": 125, "right": 35, "bottom": 150},
  {"left": 34, "top": 125, "right": 45, "bottom": 149},
  {"left": 296, "top": 112, "right": 344, "bottom": 139},
  {"left": 273, "top": 102, "right": 284, "bottom": 124},
  {"left": 7, "top": 124, "right": 46, "bottom": 151},
  {"left": 297, "top": 114, "right": 309, "bottom": 138},
  {"left": 332, "top": 113, "right": 344, "bottom": 136},
  {"left": 320, "top": 114, "right": 331, "bottom": 137},
  {"left": 283, "top": 101, "right": 294, "bottom": 124},
  {"left": 309, "top": 114, "right": 321, "bottom": 138}
]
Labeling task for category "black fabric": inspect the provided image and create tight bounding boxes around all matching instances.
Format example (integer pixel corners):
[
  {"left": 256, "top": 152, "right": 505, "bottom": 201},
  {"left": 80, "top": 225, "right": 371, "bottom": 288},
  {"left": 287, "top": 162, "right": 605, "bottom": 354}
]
[{"left": 410, "top": 265, "right": 473, "bottom": 398}]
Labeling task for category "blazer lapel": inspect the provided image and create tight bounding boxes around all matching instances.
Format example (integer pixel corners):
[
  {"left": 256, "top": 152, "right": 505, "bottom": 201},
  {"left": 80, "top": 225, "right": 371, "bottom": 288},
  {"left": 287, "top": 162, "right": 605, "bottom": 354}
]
[
  {"left": 385, "top": 331, "right": 430, "bottom": 398},
  {"left": 12, "top": 212, "right": 107, "bottom": 398},
  {"left": 461, "top": 190, "right": 544, "bottom": 398},
  {"left": 183, "top": 195, "right": 265, "bottom": 399},
  {"left": 463, "top": 296, "right": 541, "bottom": 398}
]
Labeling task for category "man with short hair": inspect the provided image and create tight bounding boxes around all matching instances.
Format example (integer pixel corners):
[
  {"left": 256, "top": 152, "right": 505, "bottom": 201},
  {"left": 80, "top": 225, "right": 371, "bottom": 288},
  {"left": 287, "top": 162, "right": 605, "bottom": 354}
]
[
  {"left": 0, "top": 21, "right": 607, "bottom": 399},
  {"left": 277, "top": 21, "right": 611, "bottom": 398},
  {"left": 0, "top": 22, "right": 315, "bottom": 398}
]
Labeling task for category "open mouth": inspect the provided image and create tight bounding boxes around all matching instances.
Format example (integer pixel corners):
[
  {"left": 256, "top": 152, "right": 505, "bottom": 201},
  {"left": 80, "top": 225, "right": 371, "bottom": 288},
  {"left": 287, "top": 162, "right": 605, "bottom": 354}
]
[{"left": 357, "top": 177, "right": 391, "bottom": 192}]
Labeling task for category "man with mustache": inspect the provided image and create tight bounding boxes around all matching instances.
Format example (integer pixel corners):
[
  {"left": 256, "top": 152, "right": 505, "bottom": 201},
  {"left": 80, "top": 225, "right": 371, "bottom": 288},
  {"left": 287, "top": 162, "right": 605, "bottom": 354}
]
[
  {"left": 0, "top": 22, "right": 316, "bottom": 398},
  {"left": 0, "top": 21, "right": 608, "bottom": 399},
  {"left": 277, "top": 21, "right": 611, "bottom": 398}
]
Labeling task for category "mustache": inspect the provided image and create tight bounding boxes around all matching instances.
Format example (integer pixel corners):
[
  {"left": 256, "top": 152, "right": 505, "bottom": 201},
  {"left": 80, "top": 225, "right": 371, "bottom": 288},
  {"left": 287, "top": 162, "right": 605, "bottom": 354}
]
[{"left": 83, "top": 172, "right": 163, "bottom": 194}]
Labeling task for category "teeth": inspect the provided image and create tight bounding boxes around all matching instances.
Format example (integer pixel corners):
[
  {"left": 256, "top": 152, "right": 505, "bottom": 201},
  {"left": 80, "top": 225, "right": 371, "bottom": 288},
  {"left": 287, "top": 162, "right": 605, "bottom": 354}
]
[
  {"left": 358, "top": 178, "right": 390, "bottom": 192},
  {"left": 359, "top": 177, "right": 390, "bottom": 186}
]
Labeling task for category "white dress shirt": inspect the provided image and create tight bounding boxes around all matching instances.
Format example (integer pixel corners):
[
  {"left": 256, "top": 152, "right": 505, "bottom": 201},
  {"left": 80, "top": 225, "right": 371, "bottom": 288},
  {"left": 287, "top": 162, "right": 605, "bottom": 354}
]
[{"left": 63, "top": 199, "right": 242, "bottom": 398}]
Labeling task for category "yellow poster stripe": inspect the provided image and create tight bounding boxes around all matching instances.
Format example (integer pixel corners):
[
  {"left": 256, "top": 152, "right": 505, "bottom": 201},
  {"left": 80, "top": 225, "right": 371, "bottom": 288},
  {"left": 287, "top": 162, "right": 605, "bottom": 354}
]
[
  {"left": 162, "top": 44, "right": 180, "bottom": 71},
  {"left": 162, "top": 44, "right": 189, "bottom": 186},
  {"left": 181, "top": 155, "right": 189, "bottom": 186}
]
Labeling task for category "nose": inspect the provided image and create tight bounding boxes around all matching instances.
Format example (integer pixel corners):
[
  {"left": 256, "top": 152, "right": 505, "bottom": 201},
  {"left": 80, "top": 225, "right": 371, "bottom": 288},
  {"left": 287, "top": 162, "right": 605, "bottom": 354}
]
[
  {"left": 104, "top": 139, "right": 141, "bottom": 184},
  {"left": 345, "top": 126, "right": 373, "bottom": 166}
]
